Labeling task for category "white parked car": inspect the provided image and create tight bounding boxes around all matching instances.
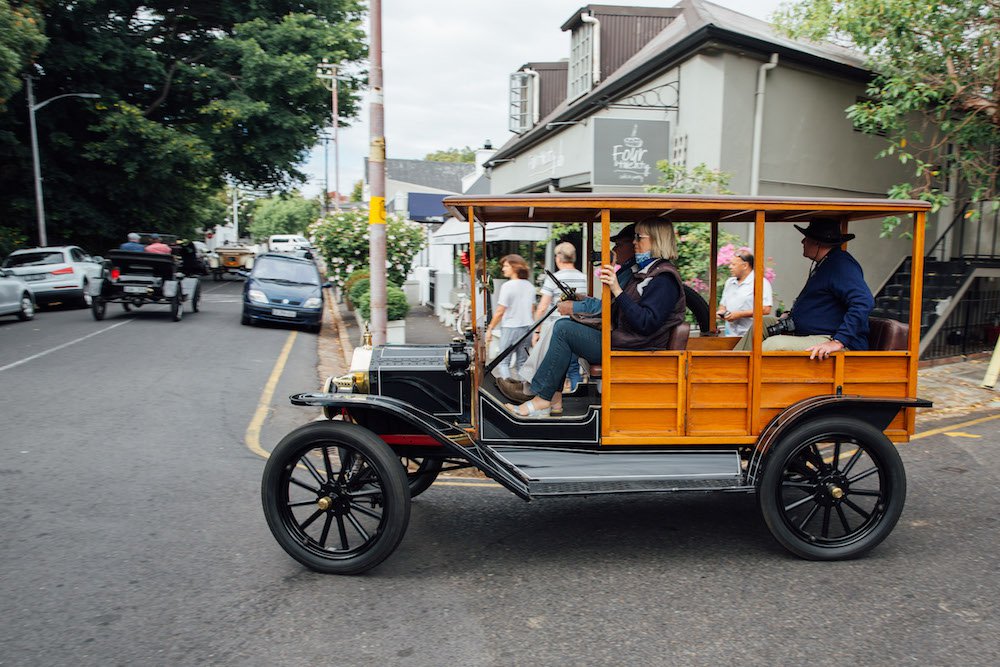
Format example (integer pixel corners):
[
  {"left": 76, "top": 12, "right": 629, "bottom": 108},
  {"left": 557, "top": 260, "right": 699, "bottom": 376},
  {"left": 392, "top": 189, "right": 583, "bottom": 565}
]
[
  {"left": 268, "top": 235, "right": 312, "bottom": 253},
  {"left": 0, "top": 268, "right": 36, "bottom": 321},
  {"left": 1, "top": 245, "right": 104, "bottom": 308}
]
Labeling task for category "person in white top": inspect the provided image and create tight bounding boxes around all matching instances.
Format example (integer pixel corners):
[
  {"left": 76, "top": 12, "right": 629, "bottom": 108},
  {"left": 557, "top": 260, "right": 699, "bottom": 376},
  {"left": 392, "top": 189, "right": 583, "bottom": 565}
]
[
  {"left": 533, "top": 242, "right": 589, "bottom": 392},
  {"left": 485, "top": 254, "right": 536, "bottom": 379},
  {"left": 717, "top": 249, "right": 772, "bottom": 336}
]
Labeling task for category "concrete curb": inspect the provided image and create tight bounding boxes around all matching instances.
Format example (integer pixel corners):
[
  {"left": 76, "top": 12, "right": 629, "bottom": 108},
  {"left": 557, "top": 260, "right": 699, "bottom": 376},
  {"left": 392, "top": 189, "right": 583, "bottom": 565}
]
[{"left": 327, "top": 295, "right": 354, "bottom": 367}]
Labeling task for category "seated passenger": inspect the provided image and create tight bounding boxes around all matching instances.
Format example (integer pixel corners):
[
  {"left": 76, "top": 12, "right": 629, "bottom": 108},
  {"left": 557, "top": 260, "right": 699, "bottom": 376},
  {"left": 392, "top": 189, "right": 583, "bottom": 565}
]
[
  {"left": 734, "top": 217, "right": 873, "bottom": 359},
  {"left": 505, "top": 218, "right": 686, "bottom": 417}
]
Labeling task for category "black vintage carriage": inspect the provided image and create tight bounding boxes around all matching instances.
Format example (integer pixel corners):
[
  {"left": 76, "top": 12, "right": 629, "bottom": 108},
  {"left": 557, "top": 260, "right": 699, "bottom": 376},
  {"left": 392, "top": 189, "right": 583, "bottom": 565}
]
[
  {"left": 91, "top": 251, "right": 202, "bottom": 321},
  {"left": 261, "top": 194, "right": 933, "bottom": 575}
]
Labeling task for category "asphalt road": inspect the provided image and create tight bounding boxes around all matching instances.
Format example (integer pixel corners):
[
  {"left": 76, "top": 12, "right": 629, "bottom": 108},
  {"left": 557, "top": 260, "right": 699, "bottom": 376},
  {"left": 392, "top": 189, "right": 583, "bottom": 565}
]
[{"left": 1, "top": 285, "right": 999, "bottom": 666}]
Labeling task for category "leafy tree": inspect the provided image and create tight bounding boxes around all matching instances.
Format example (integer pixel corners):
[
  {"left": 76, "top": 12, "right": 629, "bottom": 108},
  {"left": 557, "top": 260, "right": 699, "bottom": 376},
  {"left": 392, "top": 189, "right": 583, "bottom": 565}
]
[
  {"left": 424, "top": 146, "right": 475, "bottom": 163},
  {"left": 0, "top": 1, "right": 367, "bottom": 250},
  {"left": 0, "top": 0, "right": 46, "bottom": 110},
  {"left": 350, "top": 178, "right": 364, "bottom": 201},
  {"left": 309, "top": 209, "right": 425, "bottom": 288},
  {"left": 247, "top": 194, "right": 320, "bottom": 241},
  {"left": 776, "top": 0, "right": 1000, "bottom": 233}
]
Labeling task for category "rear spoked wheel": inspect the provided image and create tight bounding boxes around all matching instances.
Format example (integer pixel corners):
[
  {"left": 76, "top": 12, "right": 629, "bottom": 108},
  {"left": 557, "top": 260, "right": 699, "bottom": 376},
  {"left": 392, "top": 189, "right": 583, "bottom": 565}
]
[
  {"left": 401, "top": 457, "right": 443, "bottom": 498},
  {"left": 262, "top": 421, "right": 410, "bottom": 574},
  {"left": 91, "top": 297, "right": 106, "bottom": 321},
  {"left": 757, "top": 417, "right": 905, "bottom": 560}
]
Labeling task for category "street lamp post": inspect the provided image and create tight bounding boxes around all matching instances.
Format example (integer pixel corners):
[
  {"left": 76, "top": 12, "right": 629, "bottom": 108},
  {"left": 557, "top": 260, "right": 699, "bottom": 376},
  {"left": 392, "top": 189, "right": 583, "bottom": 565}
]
[{"left": 25, "top": 75, "right": 100, "bottom": 247}]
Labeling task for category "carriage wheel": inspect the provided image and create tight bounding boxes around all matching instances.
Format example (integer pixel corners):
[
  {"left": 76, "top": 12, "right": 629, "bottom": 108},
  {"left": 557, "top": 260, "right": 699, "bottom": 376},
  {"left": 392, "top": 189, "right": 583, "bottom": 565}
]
[
  {"left": 91, "top": 297, "right": 106, "bottom": 321},
  {"left": 122, "top": 302, "right": 132, "bottom": 312},
  {"left": 757, "top": 416, "right": 905, "bottom": 560},
  {"left": 401, "top": 457, "right": 443, "bottom": 498},
  {"left": 262, "top": 421, "right": 410, "bottom": 575}
]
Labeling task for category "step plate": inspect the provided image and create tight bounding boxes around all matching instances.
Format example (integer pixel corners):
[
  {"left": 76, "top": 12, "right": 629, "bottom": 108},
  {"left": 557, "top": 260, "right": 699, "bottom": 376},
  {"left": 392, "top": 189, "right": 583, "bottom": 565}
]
[{"left": 491, "top": 447, "right": 745, "bottom": 497}]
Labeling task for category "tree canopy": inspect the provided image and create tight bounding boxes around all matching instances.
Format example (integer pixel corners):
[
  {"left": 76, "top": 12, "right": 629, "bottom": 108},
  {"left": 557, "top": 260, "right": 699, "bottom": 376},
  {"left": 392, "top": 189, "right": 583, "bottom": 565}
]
[
  {"left": 0, "top": 1, "right": 367, "bottom": 252},
  {"left": 0, "top": 1, "right": 46, "bottom": 110},
  {"left": 247, "top": 194, "right": 320, "bottom": 241},
  {"left": 423, "top": 146, "right": 475, "bottom": 163},
  {"left": 776, "top": 0, "right": 999, "bottom": 231}
]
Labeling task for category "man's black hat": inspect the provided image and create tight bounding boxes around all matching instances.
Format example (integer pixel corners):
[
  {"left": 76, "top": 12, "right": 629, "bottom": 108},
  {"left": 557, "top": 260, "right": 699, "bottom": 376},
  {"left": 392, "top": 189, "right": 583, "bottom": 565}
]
[
  {"left": 794, "top": 217, "right": 855, "bottom": 245},
  {"left": 610, "top": 223, "right": 636, "bottom": 243}
]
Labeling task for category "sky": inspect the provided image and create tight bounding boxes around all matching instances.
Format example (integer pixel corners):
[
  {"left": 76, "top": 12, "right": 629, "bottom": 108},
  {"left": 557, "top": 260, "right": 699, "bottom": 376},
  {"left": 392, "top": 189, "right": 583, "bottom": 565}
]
[{"left": 297, "top": 0, "right": 787, "bottom": 199}]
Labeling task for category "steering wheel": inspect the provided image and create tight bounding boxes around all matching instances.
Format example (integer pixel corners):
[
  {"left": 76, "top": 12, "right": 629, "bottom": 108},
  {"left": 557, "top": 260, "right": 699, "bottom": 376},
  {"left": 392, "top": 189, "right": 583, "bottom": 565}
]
[{"left": 544, "top": 269, "right": 576, "bottom": 301}]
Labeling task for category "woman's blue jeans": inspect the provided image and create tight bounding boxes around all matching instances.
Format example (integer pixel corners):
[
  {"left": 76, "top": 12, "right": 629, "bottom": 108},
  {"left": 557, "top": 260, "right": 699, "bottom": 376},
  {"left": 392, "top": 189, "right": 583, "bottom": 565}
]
[{"left": 529, "top": 318, "right": 601, "bottom": 400}]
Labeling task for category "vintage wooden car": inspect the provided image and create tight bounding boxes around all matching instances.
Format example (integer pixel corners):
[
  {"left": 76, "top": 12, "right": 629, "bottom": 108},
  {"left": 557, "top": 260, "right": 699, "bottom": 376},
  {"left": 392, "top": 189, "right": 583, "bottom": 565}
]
[
  {"left": 261, "top": 194, "right": 932, "bottom": 574},
  {"left": 208, "top": 245, "right": 256, "bottom": 281},
  {"left": 91, "top": 250, "right": 201, "bottom": 322}
]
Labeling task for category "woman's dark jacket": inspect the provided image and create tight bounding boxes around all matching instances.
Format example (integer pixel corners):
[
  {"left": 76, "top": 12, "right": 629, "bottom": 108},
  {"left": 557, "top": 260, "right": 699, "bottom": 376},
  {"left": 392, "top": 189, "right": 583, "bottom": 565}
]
[{"left": 612, "top": 259, "right": 686, "bottom": 350}]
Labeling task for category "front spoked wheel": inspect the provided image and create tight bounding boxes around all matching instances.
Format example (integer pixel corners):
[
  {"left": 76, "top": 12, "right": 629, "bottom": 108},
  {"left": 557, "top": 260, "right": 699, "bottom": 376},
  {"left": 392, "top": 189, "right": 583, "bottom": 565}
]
[
  {"left": 262, "top": 421, "right": 410, "bottom": 574},
  {"left": 758, "top": 417, "right": 906, "bottom": 560}
]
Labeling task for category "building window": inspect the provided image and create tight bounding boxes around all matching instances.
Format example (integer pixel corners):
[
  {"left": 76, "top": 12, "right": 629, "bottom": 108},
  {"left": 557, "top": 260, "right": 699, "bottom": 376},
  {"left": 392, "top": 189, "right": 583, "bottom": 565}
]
[
  {"left": 509, "top": 71, "right": 537, "bottom": 134},
  {"left": 568, "top": 22, "right": 594, "bottom": 99}
]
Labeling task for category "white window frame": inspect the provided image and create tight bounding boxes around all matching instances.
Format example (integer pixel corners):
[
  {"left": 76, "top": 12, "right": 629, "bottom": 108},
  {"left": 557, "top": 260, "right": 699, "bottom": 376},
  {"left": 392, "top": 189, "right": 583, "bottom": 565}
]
[
  {"left": 509, "top": 70, "right": 539, "bottom": 134},
  {"left": 568, "top": 21, "right": 595, "bottom": 99}
]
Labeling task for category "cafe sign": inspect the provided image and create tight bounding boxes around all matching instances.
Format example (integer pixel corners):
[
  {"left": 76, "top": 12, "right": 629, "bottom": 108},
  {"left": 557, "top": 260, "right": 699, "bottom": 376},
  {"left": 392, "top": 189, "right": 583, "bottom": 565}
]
[{"left": 592, "top": 118, "right": 670, "bottom": 187}]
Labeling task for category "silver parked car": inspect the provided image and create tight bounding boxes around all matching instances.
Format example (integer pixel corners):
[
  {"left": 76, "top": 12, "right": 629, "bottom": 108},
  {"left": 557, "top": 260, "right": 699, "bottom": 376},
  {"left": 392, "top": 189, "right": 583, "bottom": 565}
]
[
  {"left": 1, "top": 245, "right": 104, "bottom": 308},
  {"left": 0, "top": 268, "right": 35, "bottom": 321}
]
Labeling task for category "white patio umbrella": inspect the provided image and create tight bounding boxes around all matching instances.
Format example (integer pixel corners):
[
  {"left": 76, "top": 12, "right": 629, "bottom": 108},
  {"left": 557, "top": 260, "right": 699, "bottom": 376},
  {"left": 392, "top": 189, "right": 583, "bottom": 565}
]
[{"left": 431, "top": 217, "right": 550, "bottom": 245}]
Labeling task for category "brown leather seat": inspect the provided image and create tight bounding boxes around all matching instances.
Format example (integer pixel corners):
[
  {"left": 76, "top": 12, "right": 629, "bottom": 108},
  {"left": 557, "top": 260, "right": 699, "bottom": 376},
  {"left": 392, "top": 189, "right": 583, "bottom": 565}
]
[
  {"left": 589, "top": 323, "right": 690, "bottom": 378},
  {"left": 867, "top": 316, "right": 908, "bottom": 351}
]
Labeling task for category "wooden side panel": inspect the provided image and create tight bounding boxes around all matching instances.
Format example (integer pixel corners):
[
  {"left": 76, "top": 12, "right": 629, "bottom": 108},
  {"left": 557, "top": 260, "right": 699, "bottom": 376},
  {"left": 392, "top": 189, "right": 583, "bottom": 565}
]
[
  {"left": 687, "top": 352, "right": 751, "bottom": 435},
  {"left": 606, "top": 353, "right": 682, "bottom": 438}
]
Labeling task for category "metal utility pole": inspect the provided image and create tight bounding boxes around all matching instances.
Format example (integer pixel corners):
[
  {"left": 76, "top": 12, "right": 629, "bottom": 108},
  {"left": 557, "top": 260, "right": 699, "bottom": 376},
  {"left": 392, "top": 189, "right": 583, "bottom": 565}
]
[
  {"left": 25, "top": 76, "right": 100, "bottom": 247},
  {"left": 367, "top": 0, "right": 388, "bottom": 344},
  {"left": 316, "top": 60, "right": 343, "bottom": 211}
]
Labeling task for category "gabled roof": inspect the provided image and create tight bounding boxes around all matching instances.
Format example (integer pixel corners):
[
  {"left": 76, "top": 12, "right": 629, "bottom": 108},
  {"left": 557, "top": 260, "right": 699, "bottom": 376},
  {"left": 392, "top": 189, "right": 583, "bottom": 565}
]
[
  {"left": 488, "top": 0, "right": 869, "bottom": 166},
  {"left": 367, "top": 158, "right": 476, "bottom": 193}
]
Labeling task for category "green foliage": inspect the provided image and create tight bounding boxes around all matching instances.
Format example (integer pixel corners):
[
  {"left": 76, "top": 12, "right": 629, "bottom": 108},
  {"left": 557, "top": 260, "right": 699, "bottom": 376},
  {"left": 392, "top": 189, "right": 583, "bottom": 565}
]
[
  {"left": 0, "top": 223, "right": 26, "bottom": 257},
  {"left": 309, "top": 209, "right": 425, "bottom": 288},
  {"left": 342, "top": 268, "right": 369, "bottom": 308},
  {"left": 423, "top": 146, "right": 475, "bottom": 163},
  {"left": 247, "top": 195, "right": 320, "bottom": 240},
  {"left": 350, "top": 179, "right": 364, "bottom": 201},
  {"left": 357, "top": 284, "right": 410, "bottom": 321},
  {"left": 0, "top": 1, "right": 367, "bottom": 249},
  {"left": 0, "top": 0, "right": 46, "bottom": 110},
  {"left": 646, "top": 162, "right": 734, "bottom": 196},
  {"left": 775, "top": 0, "right": 1000, "bottom": 236},
  {"left": 348, "top": 277, "right": 371, "bottom": 305}
]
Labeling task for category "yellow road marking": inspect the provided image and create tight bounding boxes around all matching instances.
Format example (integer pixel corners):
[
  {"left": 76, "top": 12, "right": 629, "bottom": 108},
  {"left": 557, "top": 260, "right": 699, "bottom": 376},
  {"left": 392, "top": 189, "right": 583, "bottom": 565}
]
[
  {"left": 943, "top": 431, "right": 983, "bottom": 438},
  {"left": 245, "top": 331, "right": 298, "bottom": 459},
  {"left": 911, "top": 412, "right": 1000, "bottom": 440}
]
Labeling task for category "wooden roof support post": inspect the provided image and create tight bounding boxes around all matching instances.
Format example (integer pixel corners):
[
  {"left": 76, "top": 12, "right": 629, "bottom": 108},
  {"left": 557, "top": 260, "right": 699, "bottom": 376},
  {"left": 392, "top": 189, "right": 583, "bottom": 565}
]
[
  {"left": 751, "top": 210, "right": 765, "bottom": 433},
  {"left": 467, "top": 205, "right": 479, "bottom": 429},
  {"left": 907, "top": 211, "right": 927, "bottom": 432},
  {"left": 586, "top": 219, "right": 595, "bottom": 296},
  {"left": 600, "top": 208, "right": 611, "bottom": 439},
  {"left": 709, "top": 221, "right": 719, "bottom": 334}
]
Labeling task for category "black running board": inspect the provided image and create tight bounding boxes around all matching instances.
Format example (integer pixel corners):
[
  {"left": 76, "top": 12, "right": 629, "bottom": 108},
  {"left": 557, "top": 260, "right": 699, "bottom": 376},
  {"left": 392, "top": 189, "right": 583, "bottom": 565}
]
[{"left": 489, "top": 446, "right": 746, "bottom": 497}]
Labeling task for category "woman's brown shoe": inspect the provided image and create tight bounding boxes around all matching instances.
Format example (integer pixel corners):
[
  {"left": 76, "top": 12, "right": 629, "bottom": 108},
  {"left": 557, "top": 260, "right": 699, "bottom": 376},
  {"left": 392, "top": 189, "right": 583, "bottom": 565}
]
[{"left": 497, "top": 377, "right": 534, "bottom": 403}]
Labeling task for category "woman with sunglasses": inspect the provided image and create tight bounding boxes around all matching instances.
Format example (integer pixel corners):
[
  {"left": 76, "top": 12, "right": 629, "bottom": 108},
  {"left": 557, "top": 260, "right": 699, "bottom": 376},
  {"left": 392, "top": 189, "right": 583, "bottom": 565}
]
[{"left": 505, "top": 217, "right": 686, "bottom": 418}]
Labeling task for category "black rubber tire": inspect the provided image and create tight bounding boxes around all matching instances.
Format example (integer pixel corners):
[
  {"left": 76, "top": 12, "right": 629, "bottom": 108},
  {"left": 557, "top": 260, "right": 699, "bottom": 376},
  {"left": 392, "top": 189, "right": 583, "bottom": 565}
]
[
  {"left": 213, "top": 271, "right": 222, "bottom": 282},
  {"left": 171, "top": 289, "right": 183, "bottom": 322},
  {"left": 241, "top": 311, "right": 251, "bottom": 325},
  {"left": 17, "top": 293, "right": 35, "bottom": 321},
  {"left": 401, "top": 457, "right": 443, "bottom": 498},
  {"left": 91, "top": 297, "right": 106, "bottom": 321},
  {"left": 261, "top": 421, "right": 411, "bottom": 575},
  {"left": 306, "top": 322, "right": 321, "bottom": 334},
  {"left": 683, "top": 285, "right": 711, "bottom": 332},
  {"left": 122, "top": 302, "right": 132, "bottom": 312},
  {"left": 77, "top": 280, "right": 93, "bottom": 308},
  {"left": 757, "top": 416, "right": 906, "bottom": 561}
]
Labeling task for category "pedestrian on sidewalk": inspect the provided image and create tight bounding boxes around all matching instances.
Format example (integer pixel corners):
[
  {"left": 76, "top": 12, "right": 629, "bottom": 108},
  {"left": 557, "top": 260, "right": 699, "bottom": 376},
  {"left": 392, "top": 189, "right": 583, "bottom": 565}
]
[{"left": 485, "top": 254, "right": 535, "bottom": 380}]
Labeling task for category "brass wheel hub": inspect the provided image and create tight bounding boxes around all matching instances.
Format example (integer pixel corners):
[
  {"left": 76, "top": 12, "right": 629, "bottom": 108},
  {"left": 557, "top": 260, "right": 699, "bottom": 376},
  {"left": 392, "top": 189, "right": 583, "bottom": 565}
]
[{"left": 317, "top": 496, "right": 332, "bottom": 511}]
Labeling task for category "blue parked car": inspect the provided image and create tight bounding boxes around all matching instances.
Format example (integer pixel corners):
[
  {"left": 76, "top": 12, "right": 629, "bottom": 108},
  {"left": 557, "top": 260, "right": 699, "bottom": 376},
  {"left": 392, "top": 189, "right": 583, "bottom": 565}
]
[{"left": 241, "top": 253, "right": 329, "bottom": 333}]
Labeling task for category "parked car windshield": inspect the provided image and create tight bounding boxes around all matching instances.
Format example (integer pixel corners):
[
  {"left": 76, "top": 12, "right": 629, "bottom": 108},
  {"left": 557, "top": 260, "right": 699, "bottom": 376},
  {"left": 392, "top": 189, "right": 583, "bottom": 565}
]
[
  {"left": 254, "top": 259, "right": 319, "bottom": 285},
  {"left": 2, "top": 251, "right": 65, "bottom": 268}
]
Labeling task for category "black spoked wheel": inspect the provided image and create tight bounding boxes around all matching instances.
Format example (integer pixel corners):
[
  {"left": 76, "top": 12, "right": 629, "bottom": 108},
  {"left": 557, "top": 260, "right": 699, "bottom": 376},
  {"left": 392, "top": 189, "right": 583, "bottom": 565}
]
[
  {"left": 401, "top": 457, "right": 443, "bottom": 498},
  {"left": 122, "top": 302, "right": 132, "bottom": 312},
  {"left": 757, "top": 416, "right": 906, "bottom": 560},
  {"left": 262, "top": 421, "right": 410, "bottom": 575},
  {"left": 91, "top": 297, "right": 106, "bottom": 321}
]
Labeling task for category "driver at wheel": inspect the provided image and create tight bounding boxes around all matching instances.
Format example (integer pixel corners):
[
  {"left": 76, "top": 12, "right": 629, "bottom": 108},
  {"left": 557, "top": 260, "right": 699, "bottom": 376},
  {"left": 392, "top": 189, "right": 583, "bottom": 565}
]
[{"left": 505, "top": 218, "right": 686, "bottom": 418}]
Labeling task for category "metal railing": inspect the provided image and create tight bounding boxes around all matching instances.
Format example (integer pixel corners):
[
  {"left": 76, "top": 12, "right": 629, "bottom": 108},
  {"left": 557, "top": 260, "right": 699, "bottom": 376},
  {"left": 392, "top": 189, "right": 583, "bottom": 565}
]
[{"left": 926, "top": 200, "right": 1000, "bottom": 262}]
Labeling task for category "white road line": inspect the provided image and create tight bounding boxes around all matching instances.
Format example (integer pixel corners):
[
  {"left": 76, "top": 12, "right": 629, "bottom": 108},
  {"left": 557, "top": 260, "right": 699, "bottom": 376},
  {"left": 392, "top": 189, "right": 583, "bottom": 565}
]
[{"left": 0, "top": 320, "right": 131, "bottom": 374}]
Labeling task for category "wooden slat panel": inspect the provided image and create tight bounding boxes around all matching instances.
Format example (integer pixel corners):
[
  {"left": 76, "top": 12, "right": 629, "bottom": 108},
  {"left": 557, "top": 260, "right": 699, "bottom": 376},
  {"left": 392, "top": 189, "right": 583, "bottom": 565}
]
[
  {"left": 608, "top": 408, "right": 680, "bottom": 434},
  {"left": 610, "top": 355, "right": 680, "bottom": 380},
  {"left": 690, "top": 382, "right": 748, "bottom": 407},
  {"left": 613, "top": 382, "right": 678, "bottom": 405},
  {"left": 842, "top": 382, "right": 908, "bottom": 397},
  {"left": 761, "top": 357, "right": 837, "bottom": 382},
  {"left": 686, "top": 337, "right": 741, "bottom": 350},
  {"left": 689, "top": 354, "right": 750, "bottom": 380},
  {"left": 843, "top": 356, "right": 909, "bottom": 383},
  {"left": 761, "top": 382, "right": 836, "bottom": 408},
  {"left": 687, "top": 408, "right": 750, "bottom": 435}
]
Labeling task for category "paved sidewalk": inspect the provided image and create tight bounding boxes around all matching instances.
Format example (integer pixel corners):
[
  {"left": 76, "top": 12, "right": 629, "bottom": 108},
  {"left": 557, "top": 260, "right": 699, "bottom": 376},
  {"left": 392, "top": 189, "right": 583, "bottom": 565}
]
[{"left": 318, "top": 301, "right": 1000, "bottom": 424}]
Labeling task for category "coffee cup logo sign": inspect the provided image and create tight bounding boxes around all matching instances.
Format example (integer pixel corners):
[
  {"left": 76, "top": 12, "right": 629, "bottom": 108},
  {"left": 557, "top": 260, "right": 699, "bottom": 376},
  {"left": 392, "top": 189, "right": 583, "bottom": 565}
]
[
  {"left": 593, "top": 118, "right": 669, "bottom": 187},
  {"left": 611, "top": 125, "right": 651, "bottom": 182}
]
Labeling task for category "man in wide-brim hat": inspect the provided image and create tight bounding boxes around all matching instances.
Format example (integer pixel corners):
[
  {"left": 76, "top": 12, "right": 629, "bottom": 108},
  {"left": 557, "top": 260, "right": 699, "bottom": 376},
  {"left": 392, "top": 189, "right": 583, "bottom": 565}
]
[{"left": 741, "top": 216, "right": 874, "bottom": 359}]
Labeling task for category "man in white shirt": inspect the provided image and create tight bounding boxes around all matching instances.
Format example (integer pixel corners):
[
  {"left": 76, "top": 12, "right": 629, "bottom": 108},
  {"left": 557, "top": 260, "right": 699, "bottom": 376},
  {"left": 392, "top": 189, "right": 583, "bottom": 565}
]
[
  {"left": 535, "top": 242, "right": 589, "bottom": 319},
  {"left": 717, "top": 250, "right": 772, "bottom": 336}
]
